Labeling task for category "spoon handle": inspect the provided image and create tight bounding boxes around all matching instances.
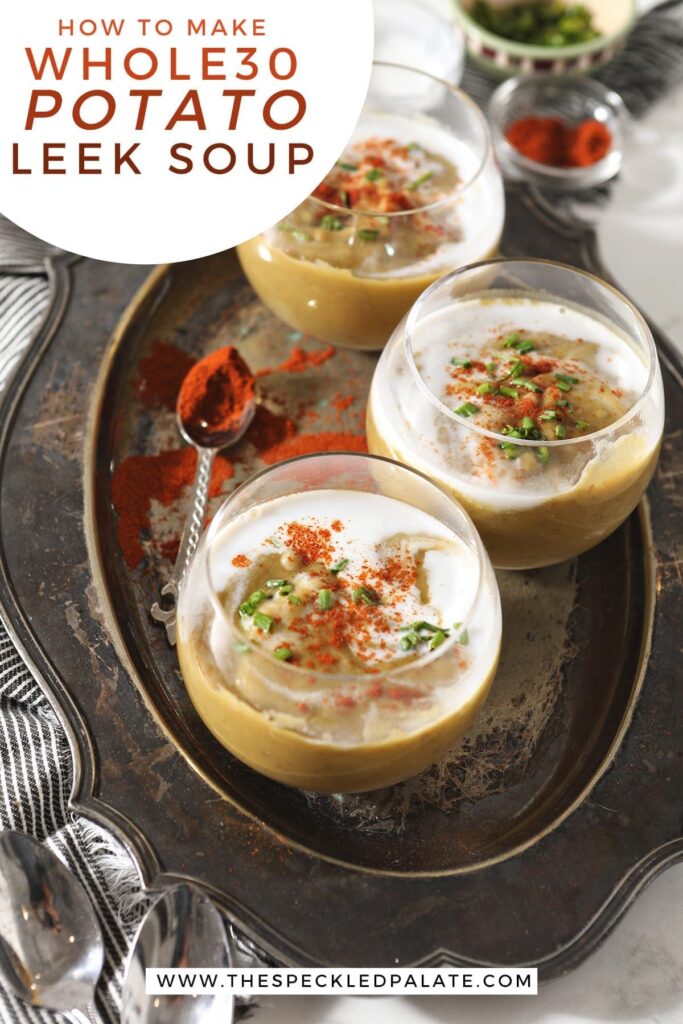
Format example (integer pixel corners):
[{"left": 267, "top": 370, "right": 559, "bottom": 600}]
[
  {"left": 68, "top": 1006, "right": 105, "bottom": 1024},
  {"left": 150, "top": 447, "right": 216, "bottom": 646}
]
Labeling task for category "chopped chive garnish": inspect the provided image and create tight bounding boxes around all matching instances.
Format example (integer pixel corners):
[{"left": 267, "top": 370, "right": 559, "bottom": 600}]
[
  {"left": 555, "top": 373, "right": 580, "bottom": 385},
  {"left": 337, "top": 162, "right": 358, "bottom": 171},
  {"left": 556, "top": 380, "right": 572, "bottom": 393},
  {"left": 518, "top": 379, "right": 543, "bottom": 392},
  {"left": 575, "top": 419, "right": 590, "bottom": 431},
  {"left": 429, "top": 629, "right": 447, "bottom": 651},
  {"left": 539, "top": 410, "right": 557, "bottom": 421},
  {"left": 253, "top": 611, "right": 274, "bottom": 633},
  {"left": 455, "top": 401, "right": 479, "bottom": 417},
  {"left": 521, "top": 416, "right": 536, "bottom": 431},
  {"left": 500, "top": 441, "right": 520, "bottom": 459},
  {"left": 509, "top": 360, "right": 525, "bottom": 379},
  {"left": 352, "top": 586, "right": 377, "bottom": 606},
  {"left": 279, "top": 584, "right": 294, "bottom": 596},
  {"left": 451, "top": 357, "right": 472, "bottom": 368},
  {"left": 557, "top": 399, "right": 572, "bottom": 409},
  {"left": 317, "top": 589, "right": 333, "bottom": 610},
  {"left": 287, "top": 594, "right": 302, "bottom": 605},
  {"left": 358, "top": 228, "right": 379, "bottom": 241},
  {"left": 405, "top": 621, "right": 440, "bottom": 633},
  {"left": 331, "top": 558, "right": 349, "bottom": 575},
  {"left": 239, "top": 589, "right": 268, "bottom": 618},
  {"left": 339, "top": 189, "right": 349, "bottom": 207},
  {"left": 407, "top": 170, "right": 433, "bottom": 191},
  {"left": 486, "top": 361, "right": 497, "bottom": 374},
  {"left": 320, "top": 214, "right": 344, "bottom": 231},
  {"left": 266, "top": 579, "right": 287, "bottom": 589},
  {"left": 400, "top": 633, "right": 419, "bottom": 651},
  {"left": 503, "top": 333, "right": 520, "bottom": 348},
  {"left": 555, "top": 424, "right": 566, "bottom": 439},
  {"left": 457, "top": 627, "right": 469, "bottom": 645},
  {"left": 274, "top": 647, "right": 292, "bottom": 661},
  {"left": 365, "top": 167, "right": 382, "bottom": 181},
  {"left": 476, "top": 382, "right": 495, "bottom": 396},
  {"left": 292, "top": 229, "right": 309, "bottom": 242},
  {"left": 517, "top": 340, "right": 535, "bottom": 354},
  {"left": 499, "top": 385, "right": 519, "bottom": 399},
  {"left": 502, "top": 426, "right": 522, "bottom": 438},
  {"left": 537, "top": 446, "right": 550, "bottom": 465}
]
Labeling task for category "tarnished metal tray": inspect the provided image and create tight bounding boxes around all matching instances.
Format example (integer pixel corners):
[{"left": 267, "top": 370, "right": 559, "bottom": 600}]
[{"left": 0, "top": 186, "right": 680, "bottom": 974}]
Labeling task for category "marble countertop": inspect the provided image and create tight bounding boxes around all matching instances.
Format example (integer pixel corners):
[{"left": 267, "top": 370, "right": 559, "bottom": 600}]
[{"left": 257, "top": 47, "right": 683, "bottom": 1024}]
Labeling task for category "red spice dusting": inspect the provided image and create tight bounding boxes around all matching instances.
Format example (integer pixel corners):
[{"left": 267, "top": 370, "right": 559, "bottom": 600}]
[
  {"left": 331, "top": 393, "right": 355, "bottom": 413},
  {"left": 260, "top": 431, "right": 368, "bottom": 465},
  {"left": 506, "top": 115, "right": 612, "bottom": 168},
  {"left": 255, "top": 345, "right": 335, "bottom": 378},
  {"left": 285, "top": 522, "right": 334, "bottom": 565},
  {"left": 232, "top": 554, "right": 251, "bottom": 568},
  {"left": 387, "top": 685, "right": 424, "bottom": 703},
  {"left": 177, "top": 346, "right": 255, "bottom": 437},
  {"left": 136, "top": 339, "right": 195, "bottom": 411},
  {"left": 112, "top": 448, "right": 233, "bottom": 568},
  {"left": 331, "top": 519, "right": 343, "bottom": 532},
  {"left": 334, "top": 694, "right": 357, "bottom": 709}
]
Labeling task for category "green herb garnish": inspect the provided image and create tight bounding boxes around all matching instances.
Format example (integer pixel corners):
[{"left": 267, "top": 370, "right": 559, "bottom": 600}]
[
  {"left": 429, "top": 629, "right": 447, "bottom": 651},
  {"left": 555, "top": 424, "right": 567, "bottom": 439},
  {"left": 575, "top": 419, "right": 590, "bottom": 431},
  {"left": 500, "top": 441, "right": 520, "bottom": 459},
  {"left": 400, "top": 633, "right": 419, "bottom": 651},
  {"left": 320, "top": 214, "right": 344, "bottom": 231},
  {"left": 330, "top": 559, "right": 349, "bottom": 575},
  {"left": 556, "top": 380, "right": 572, "bottom": 393},
  {"left": 539, "top": 410, "right": 557, "bottom": 421},
  {"left": 317, "top": 589, "right": 334, "bottom": 611},
  {"left": 358, "top": 228, "right": 379, "bottom": 241},
  {"left": 499, "top": 385, "right": 519, "bottom": 399},
  {"left": 287, "top": 594, "right": 302, "bottom": 605},
  {"left": 352, "top": 586, "right": 378, "bottom": 606},
  {"left": 274, "top": 647, "right": 293, "bottom": 661},
  {"left": 503, "top": 333, "right": 520, "bottom": 348},
  {"left": 365, "top": 168, "right": 382, "bottom": 182},
  {"left": 266, "top": 579, "right": 288, "bottom": 589},
  {"left": 457, "top": 627, "right": 469, "bottom": 645},
  {"left": 537, "top": 446, "right": 550, "bottom": 465},
  {"left": 518, "top": 379, "right": 543, "bottom": 393},
  {"left": 253, "top": 611, "right": 274, "bottom": 633},
  {"left": 455, "top": 401, "right": 479, "bottom": 417},
  {"left": 517, "top": 340, "right": 535, "bottom": 354},
  {"left": 407, "top": 170, "right": 433, "bottom": 191},
  {"left": 239, "top": 590, "right": 268, "bottom": 619},
  {"left": 451, "top": 357, "right": 472, "bottom": 368},
  {"left": 476, "top": 382, "right": 495, "bottom": 396},
  {"left": 486, "top": 361, "right": 498, "bottom": 374},
  {"left": 555, "top": 373, "right": 580, "bottom": 385},
  {"left": 338, "top": 162, "right": 358, "bottom": 171}
]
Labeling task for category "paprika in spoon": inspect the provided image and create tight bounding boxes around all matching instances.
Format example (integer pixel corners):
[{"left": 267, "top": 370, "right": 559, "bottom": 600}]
[{"left": 151, "top": 345, "right": 256, "bottom": 644}]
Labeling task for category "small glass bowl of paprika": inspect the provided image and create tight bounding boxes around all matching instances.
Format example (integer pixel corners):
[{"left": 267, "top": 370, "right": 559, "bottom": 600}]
[{"left": 489, "top": 75, "right": 628, "bottom": 190}]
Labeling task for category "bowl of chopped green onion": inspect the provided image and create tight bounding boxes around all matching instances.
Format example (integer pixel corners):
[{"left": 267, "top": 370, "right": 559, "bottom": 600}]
[{"left": 452, "top": 0, "right": 636, "bottom": 77}]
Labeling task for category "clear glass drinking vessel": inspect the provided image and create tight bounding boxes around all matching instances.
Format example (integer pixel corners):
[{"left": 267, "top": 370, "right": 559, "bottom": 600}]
[
  {"left": 237, "top": 62, "right": 504, "bottom": 351},
  {"left": 367, "top": 259, "right": 665, "bottom": 569},
  {"left": 176, "top": 453, "right": 501, "bottom": 793}
]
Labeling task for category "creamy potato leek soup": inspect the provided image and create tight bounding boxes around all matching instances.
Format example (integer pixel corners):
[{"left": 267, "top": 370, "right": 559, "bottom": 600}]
[
  {"left": 367, "top": 260, "right": 665, "bottom": 569},
  {"left": 237, "top": 63, "right": 504, "bottom": 351},
  {"left": 176, "top": 455, "right": 501, "bottom": 793}
]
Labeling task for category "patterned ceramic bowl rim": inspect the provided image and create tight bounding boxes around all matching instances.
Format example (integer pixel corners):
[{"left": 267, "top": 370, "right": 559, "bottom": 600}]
[{"left": 451, "top": 0, "right": 637, "bottom": 60}]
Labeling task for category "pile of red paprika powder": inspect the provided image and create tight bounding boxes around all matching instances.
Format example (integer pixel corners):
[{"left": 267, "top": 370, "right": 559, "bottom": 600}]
[
  {"left": 506, "top": 114, "right": 612, "bottom": 168},
  {"left": 112, "top": 338, "right": 367, "bottom": 569}
]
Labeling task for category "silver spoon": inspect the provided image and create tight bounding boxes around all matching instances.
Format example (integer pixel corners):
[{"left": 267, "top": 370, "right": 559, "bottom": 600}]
[
  {"left": 0, "top": 830, "right": 104, "bottom": 1024},
  {"left": 150, "top": 360, "right": 256, "bottom": 645},
  {"left": 122, "top": 884, "right": 233, "bottom": 1024}
]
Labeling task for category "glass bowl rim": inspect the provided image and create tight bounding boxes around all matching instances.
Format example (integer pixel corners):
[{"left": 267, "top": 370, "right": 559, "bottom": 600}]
[
  {"left": 403, "top": 256, "right": 658, "bottom": 449},
  {"left": 451, "top": 0, "right": 636, "bottom": 58},
  {"left": 488, "top": 74, "right": 628, "bottom": 185},
  {"left": 199, "top": 451, "right": 489, "bottom": 682},
  {"left": 307, "top": 60, "right": 493, "bottom": 221}
]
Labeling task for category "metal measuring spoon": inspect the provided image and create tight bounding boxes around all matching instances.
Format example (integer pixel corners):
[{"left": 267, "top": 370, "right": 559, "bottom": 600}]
[
  {"left": 122, "top": 885, "right": 233, "bottom": 1024},
  {"left": 150, "top": 349, "right": 256, "bottom": 645},
  {"left": 0, "top": 830, "right": 104, "bottom": 1024}
]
